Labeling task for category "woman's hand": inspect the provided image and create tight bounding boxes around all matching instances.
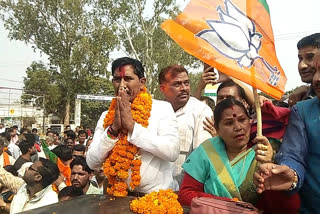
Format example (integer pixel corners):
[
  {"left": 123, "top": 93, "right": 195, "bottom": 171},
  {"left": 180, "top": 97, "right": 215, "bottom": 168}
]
[
  {"left": 203, "top": 116, "right": 217, "bottom": 137},
  {"left": 253, "top": 136, "right": 273, "bottom": 163}
]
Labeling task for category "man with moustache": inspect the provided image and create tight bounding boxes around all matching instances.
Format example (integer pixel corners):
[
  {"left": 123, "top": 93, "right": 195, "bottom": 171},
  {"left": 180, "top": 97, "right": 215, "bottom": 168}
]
[
  {"left": 254, "top": 54, "right": 320, "bottom": 213},
  {"left": 159, "top": 65, "right": 213, "bottom": 185},
  {"left": 288, "top": 33, "right": 320, "bottom": 106},
  {"left": 86, "top": 57, "right": 179, "bottom": 194},
  {"left": 63, "top": 157, "right": 101, "bottom": 194}
]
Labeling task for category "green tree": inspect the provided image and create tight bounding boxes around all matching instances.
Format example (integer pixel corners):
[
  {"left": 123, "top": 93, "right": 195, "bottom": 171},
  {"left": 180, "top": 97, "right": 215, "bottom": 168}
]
[
  {"left": 0, "top": 0, "right": 118, "bottom": 125},
  {"left": 22, "top": 62, "right": 65, "bottom": 120},
  {"left": 95, "top": 0, "right": 200, "bottom": 97},
  {"left": 78, "top": 75, "right": 114, "bottom": 128},
  {"left": 23, "top": 62, "right": 114, "bottom": 127}
]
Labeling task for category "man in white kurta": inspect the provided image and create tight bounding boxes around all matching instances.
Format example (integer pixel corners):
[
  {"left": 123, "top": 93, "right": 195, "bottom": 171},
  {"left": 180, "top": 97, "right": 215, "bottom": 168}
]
[
  {"left": 159, "top": 65, "right": 213, "bottom": 184},
  {"left": 86, "top": 57, "right": 180, "bottom": 194},
  {"left": 0, "top": 158, "right": 59, "bottom": 214}
]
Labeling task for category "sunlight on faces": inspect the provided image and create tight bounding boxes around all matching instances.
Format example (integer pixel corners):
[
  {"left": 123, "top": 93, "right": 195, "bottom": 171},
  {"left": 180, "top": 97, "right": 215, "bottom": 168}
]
[
  {"left": 78, "top": 133, "right": 86, "bottom": 144},
  {"left": 216, "top": 105, "right": 251, "bottom": 152},
  {"left": 160, "top": 72, "right": 190, "bottom": 111},
  {"left": 71, "top": 165, "right": 91, "bottom": 189},
  {"left": 23, "top": 161, "right": 42, "bottom": 185},
  {"left": 112, "top": 65, "right": 146, "bottom": 102},
  {"left": 298, "top": 46, "right": 320, "bottom": 83}
]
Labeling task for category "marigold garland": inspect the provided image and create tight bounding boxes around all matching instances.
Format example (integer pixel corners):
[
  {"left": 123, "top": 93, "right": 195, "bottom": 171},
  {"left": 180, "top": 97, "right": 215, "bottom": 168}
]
[
  {"left": 103, "top": 87, "right": 152, "bottom": 197},
  {"left": 130, "top": 189, "right": 183, "bottom": 214}
]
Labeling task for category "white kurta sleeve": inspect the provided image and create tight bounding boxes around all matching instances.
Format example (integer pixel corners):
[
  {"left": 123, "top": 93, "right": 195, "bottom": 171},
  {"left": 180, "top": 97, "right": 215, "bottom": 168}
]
[
  {"left": 127, "top": 101, "right": 180, "bottom": 162},
  {"left": 86, "top": 111, "right": 118, "bottom": 170},
  {"left": 193, "top": 105, "right": 213, "bottom": 149}
]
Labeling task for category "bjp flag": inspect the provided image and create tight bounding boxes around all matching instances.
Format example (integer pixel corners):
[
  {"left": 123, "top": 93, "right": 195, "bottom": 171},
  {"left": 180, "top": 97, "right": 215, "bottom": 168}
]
[{"left": 161, "top": 0, "right": 286, "bottom": 99}]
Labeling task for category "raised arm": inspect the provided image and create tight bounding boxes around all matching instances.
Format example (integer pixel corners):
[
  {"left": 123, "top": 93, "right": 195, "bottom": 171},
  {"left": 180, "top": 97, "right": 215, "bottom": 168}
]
[{"left": 0, "top": 167, "right": 24, "bottom": 193}]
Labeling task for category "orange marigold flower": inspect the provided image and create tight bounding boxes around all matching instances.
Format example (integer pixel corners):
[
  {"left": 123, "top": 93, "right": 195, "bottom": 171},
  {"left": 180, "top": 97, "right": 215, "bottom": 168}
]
[
  {"left": 103, "top": 87, "right": 151, "bottom": 197},
  {"left": 132, "top": 159, "right": 142, "bottom": 166}
]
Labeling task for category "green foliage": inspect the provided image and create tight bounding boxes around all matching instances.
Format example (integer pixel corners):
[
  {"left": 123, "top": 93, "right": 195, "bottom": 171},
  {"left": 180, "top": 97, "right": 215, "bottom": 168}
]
[
  {"left": 95, "top": 0, "right": 200, "bottom": 96},
  {"left": 0, "top": 0, "right": 118, "bottom": 124},
  {"left": 22, "top": 62, "right": 65, "bottom": 120}
]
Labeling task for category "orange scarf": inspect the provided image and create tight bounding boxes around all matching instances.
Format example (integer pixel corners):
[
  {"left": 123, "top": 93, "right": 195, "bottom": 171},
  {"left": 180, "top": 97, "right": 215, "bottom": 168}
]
[
  {"left": 2, "top": 149, "right": 10, "bottom": 166},
  {"left": 57, "top": 158, "right": 71, "bottom": 186},
  {"left": 103, "top": 87, "right": 152, "bottom": 197}
]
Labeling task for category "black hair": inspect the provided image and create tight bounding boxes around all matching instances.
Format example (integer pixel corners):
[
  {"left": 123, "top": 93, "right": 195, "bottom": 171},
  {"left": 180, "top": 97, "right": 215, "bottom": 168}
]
[
  {"left": 78, "top": 130, "right": 87, "bottom": 138},
  {"left": 272, "top": 100, "right": 290, "bottom": 108},
  {"left": 158, "top": 65, "right": 189, "bottom": 84},
  {"left": 66, "top": 130, "right": 76, "bottom": 141},
  {"left": 38, "top": 158, "right": 60, "bottom": 188},
  {"left": 297, "top": 33, "right": 320, "bottom": 50},
  {"left": 214, "top": 97, "right": 250, "bottom": 130},
  {"left": 0, "top": 132, "right": 11, "bottom": 143},
  {"left": 52, "top": 131, "right": 59, "bottom": 137},
  {"left": 70, "top": 156, "right": 93, "bottom": 174},
  {"left": 0, "top": 137, "right": 4, "bottom": 147},
  {"left": 4, "top": 165, "right": 18, "bottom": 176},
  {"left": 18, "top": 139, "right": 34, "bottom": 154},
  {"left": 51, "top": 145, "right": 72, "bottom": 161},
  {"left": 32, "top": 128, "right": 38, "bottom": 133},
  {"left": 21, "top": 128, "right": 31, "bottom": 134},
  {"left": 58, "top": 186, "right": 84, "bottom": 200},
  {"left": 73, "top": 144, "right": 86, "bottom": 153},
  {"left": 46, "top": 130, "right": 54, "bottom": 136},
  {"left": 217, "top": 79, "right": 248, "bottom": 103},
  {"left": 111, "top": 57, "right": 145, "bottom": 79}
]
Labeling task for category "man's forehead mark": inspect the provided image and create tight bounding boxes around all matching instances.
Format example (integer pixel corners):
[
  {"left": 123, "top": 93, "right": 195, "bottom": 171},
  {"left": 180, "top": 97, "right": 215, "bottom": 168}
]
[{"left": 119, "top": 65, "right": 126, "bottom": 77}]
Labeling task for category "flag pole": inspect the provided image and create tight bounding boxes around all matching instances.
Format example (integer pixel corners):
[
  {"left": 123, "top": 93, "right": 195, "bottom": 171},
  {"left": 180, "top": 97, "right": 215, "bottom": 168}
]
[{"left": 253, "top": 87, "right": 262, "bottom": 137}]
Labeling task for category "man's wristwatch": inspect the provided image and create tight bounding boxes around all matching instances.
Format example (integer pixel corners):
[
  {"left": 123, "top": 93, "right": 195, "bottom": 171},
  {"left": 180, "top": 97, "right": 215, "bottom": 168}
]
[{"left": 288, "top": 169, "right": 298, "bottom": 191}]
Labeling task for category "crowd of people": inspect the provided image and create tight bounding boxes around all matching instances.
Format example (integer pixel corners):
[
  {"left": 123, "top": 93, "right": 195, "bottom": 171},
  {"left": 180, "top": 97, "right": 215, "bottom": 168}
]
[{"left": 0, "top": 32, "right": 319, "bottom": 213}]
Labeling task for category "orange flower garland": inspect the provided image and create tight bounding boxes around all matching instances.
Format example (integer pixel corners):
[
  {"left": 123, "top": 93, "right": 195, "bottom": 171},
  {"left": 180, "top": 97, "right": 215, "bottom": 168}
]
[
  {"left": 130, "top": 189, "right": 183, "bottom": 214},
  {"left": 103, "top": 87, "right": 152, "bottom": 197}
]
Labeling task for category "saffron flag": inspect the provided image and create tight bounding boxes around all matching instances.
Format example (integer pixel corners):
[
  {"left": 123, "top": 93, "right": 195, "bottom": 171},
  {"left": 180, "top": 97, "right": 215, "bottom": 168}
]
[{"left": 161, "top": 0, "right": 286, "bottom": 99}]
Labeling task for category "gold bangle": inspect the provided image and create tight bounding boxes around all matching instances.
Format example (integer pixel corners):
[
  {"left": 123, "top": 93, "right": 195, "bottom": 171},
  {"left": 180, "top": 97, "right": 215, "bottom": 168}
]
[{"left": 288, "top": 169, "right": 298, "bottom": 191}]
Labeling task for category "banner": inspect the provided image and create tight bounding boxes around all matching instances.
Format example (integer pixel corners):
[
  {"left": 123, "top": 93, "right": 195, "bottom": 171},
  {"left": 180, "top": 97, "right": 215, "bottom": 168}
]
[{"left": 162, "top": 0, "right": 286, "bottom": 99}]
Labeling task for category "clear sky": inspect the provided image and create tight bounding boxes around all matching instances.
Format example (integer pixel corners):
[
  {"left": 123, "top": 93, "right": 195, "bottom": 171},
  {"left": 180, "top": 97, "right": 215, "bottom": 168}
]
[{"left": 0, "top": 0, "right": 319, "bottom": 104}]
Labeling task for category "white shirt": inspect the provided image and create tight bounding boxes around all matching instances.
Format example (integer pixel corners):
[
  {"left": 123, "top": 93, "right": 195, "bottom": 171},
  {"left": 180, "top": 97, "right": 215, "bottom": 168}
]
[
  {"left": 174, "top": 97, "right": 213, "bottom": 184},
  {"left": 0, "top": 127, "right": 5, "bottom": 133},
  {"left": 87, "top": 99, "right": 180, "bottom": 193},
  {"left": 10, "top": 184, "right": 58, "bottom": 214},
  {"left": 87, "top": 183, "right": 103, "bottom": 194},
  {"left": 0, "top": 167, "right": 58, "bottom": 214},
  {"left": 8, "top": 143, "right": 21, "bottom": 160}
]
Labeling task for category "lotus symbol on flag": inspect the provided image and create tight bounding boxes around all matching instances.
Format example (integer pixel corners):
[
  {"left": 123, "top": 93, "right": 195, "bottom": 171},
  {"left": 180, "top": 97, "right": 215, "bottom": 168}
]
[{"left": 196, "top": 0, "right": 280, "bottom": 86}]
